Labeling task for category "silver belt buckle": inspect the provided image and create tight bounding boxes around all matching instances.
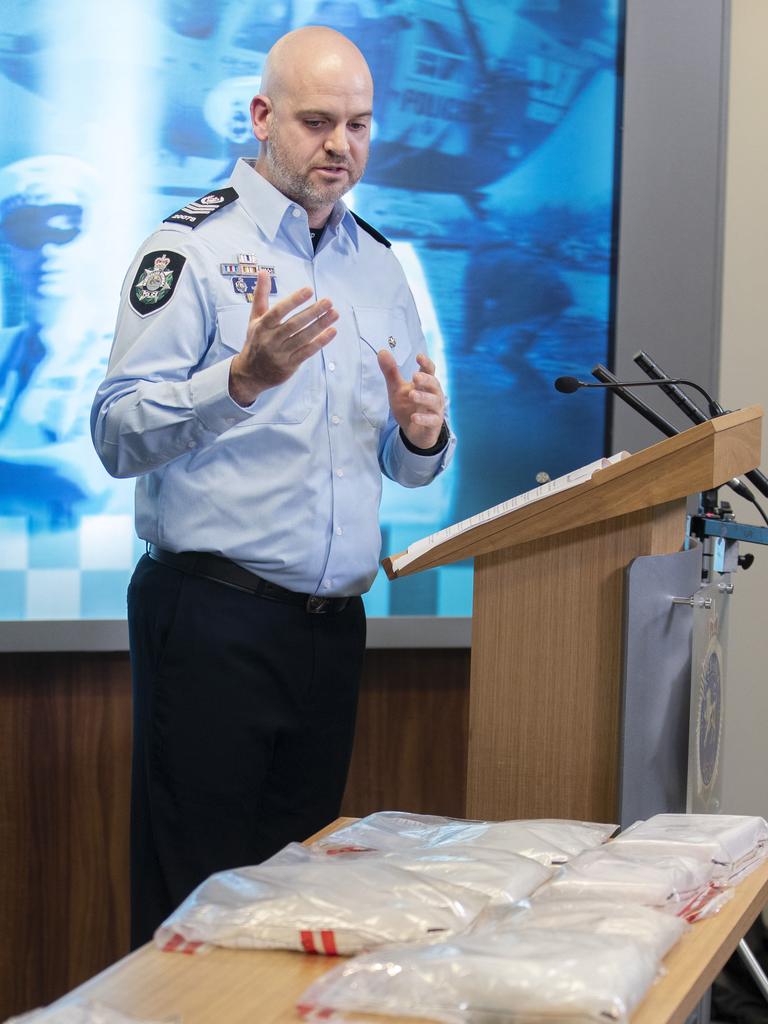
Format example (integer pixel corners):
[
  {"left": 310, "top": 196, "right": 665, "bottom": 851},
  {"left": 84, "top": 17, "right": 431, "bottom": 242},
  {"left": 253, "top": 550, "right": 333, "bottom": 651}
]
[{"left": 306, "top": 595, "right": 330, "bottom": 614}]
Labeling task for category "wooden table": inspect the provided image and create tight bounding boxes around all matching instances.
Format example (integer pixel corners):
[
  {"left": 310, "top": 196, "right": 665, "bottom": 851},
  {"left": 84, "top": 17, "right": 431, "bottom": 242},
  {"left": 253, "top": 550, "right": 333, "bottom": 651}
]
[{"left": 53, "top": 820, "right": 768, "bottom": 1024}]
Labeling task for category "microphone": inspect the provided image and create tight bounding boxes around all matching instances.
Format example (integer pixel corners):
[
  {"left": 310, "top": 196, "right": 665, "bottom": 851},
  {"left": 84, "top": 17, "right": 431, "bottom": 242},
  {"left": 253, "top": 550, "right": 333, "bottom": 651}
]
[
  {"left": 589, "top": 364, "right": 678, "bottom": 439},
  {"left": 631, "top": 351, "right": 768, "bottom": 502},
  {"left": 554, "top": 374, "right": 724, "bottom": 417},
  {"left": 554, "top": 365, "right": 763, "bottom": 509}
]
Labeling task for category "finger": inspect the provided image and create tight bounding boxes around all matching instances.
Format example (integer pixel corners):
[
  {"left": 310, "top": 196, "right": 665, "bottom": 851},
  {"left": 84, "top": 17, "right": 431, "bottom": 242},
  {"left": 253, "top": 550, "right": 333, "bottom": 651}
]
[
  {"left": 409, "top": 390, "right": 442, "bottom": 409},
  {"left": 412, "top": 371, "right": 443, "bottom": 395},
  {"left": 377, "top": 348, "right": 405, "bottom": 389},
  {"left": 280, "top": 299, "right": 336, "bottom": 339},
  {"left": 251, "top": 269, "right": 272, "bottom": 319},
  {"left": 280, "top": 308, "right": 339, "bottom": 352},
  {"left": 260, "top": 285, "right": 315, "bottom": 327},
  {"left": 415, "top": 352, "right": 435, "bottom": 375},
  {"left": 289, "top": 326, "right": 337, "bottom": 366},
  {"left": 410, "top": 410, "right": 443, "bottom": 429}
]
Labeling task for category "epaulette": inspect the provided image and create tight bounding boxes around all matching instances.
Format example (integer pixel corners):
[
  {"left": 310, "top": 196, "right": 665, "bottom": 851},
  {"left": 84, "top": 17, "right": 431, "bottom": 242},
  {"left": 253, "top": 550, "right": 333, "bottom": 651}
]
[
  {"left": 352, "top": 212, "right": 391, "bottom": 248},
  {"left": 163, "top": 187, "right": 239, "bottom": 228}
]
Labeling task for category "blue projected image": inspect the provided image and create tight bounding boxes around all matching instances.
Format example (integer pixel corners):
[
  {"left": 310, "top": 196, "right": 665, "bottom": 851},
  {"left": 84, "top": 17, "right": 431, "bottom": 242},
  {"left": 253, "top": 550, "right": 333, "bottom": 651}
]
[{"left": 0, "top": 0, "right": 622, "bottom": 621}]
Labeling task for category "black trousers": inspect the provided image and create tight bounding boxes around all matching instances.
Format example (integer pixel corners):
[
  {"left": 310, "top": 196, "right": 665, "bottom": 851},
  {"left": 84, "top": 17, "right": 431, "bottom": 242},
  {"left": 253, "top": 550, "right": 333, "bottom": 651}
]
[{"left": 127, "top": 554, "right": 366, "bottom": 948}]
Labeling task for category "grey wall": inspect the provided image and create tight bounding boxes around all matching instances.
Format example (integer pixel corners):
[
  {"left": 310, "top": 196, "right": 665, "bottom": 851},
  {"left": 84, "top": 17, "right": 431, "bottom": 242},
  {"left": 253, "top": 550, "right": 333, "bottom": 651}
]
[{"left": 612, "top": 0, "right": 729, "bottom": 454}]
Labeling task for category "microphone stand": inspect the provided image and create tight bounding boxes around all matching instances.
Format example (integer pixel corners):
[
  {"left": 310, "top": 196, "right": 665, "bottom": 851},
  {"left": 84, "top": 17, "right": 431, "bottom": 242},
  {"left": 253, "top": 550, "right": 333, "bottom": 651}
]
[
  {"left": 590, "top": 364, "right": 766, "bottom": 520},
  {"left": 590, "top": 364, "right": 679, "bottom": 438}
]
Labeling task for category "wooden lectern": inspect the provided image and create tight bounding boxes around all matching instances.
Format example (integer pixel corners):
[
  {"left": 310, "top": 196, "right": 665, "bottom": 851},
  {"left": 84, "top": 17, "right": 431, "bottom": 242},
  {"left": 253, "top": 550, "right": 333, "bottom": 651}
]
[{"left": 383, "top": 406, "right": 763, "bottom": 825}]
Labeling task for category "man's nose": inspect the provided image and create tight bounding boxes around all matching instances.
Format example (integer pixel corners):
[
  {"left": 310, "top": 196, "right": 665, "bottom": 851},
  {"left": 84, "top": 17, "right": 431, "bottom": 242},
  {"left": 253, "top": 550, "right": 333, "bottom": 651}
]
[{"left": 324, "top": 125, "right": 350, "bottom": 156}]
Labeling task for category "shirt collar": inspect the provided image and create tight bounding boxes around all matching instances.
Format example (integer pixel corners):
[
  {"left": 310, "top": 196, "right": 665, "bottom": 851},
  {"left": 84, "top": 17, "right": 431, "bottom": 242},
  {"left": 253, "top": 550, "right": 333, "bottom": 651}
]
[{"left": 230, "top": 158, "right": 360, "bottom": 251}]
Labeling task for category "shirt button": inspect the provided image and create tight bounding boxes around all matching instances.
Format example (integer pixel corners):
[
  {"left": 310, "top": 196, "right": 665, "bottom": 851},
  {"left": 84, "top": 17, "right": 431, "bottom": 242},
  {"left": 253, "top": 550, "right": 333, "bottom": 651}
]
[
  {"left": 291, "top": 207, "right": 302, "bottom": 218},
  {"left": 336, "top": 468, "right": 344, "bottom": 478},
  {"left": 335, "top": 526, "right": 343, "bottom": 536},
  {"left": 323, "top": 579, "right": 332, "bottom": 589},
  {"left": 328, "top": 361, "right": 336, "bottom": 372},
  {"left": 331, "top": 415, "right": 341, "bottom": 425},
  {"left": 187, "top": 441, "right": 195, "bottom": 449}
]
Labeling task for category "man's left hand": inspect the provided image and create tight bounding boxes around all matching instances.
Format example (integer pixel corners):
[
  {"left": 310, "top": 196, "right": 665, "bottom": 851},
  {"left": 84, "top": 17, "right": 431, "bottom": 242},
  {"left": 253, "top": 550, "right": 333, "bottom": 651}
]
[{"left": 377, "top": 350, "right": 446, "bottom": 450}]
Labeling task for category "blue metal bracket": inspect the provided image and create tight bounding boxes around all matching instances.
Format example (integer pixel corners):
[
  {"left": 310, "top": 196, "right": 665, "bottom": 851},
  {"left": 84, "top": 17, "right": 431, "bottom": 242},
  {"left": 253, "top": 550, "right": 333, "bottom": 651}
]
[{"left": 690, "top": 516, "right": 768, "bottom": 547}]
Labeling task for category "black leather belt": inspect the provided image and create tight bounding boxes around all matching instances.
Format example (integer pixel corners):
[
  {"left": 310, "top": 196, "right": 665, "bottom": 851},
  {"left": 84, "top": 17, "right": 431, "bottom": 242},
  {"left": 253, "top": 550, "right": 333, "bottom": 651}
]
[{"left": 146, "top": 544, "right": 350, "bottom": 614}]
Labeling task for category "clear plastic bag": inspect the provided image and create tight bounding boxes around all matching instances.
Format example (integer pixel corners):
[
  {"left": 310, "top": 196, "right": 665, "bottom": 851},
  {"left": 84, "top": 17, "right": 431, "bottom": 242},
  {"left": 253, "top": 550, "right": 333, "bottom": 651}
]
[
  {"left": 155, "top": 850, "right": 488, "bottom": 955},
  {"left": 472, "top": 897, "right": 688, "bottom": 959},
  {"left": 297, "top": 928, "right": 661, "bottom": 1023},
  {"left": 269, "top": 841, "right": 553, "bottom": 907},
  {"left": 612, "top": 813, "right": 768, "bottom": 882},
  {"left": 315, "top": 811, "right": 617, "bottom": 865},
  {"left": 534, "top": 847, "right": 714, "bottom": 907}
]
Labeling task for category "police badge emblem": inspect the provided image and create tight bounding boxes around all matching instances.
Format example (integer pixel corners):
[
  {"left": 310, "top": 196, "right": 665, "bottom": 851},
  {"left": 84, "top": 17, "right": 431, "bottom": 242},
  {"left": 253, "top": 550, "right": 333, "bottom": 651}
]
[
  {"left": 219, "top": 254, "right": 278, "bottom": 302},
  {"left": 129, "top": 250, "right": 186, "bottom": 316}
]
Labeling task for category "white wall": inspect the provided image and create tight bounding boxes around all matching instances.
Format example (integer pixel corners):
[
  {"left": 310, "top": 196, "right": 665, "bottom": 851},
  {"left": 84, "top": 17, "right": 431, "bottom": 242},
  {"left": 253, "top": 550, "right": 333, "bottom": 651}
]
[{"left": 719, "top": 0, "right": 768, "bottom": 817}]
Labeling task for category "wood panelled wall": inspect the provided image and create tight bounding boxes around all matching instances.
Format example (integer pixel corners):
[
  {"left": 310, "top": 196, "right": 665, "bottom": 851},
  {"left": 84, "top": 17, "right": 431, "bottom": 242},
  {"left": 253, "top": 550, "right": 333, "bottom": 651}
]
[{"left": 0, "top": 647, "right": 470, "bottom": 1020}]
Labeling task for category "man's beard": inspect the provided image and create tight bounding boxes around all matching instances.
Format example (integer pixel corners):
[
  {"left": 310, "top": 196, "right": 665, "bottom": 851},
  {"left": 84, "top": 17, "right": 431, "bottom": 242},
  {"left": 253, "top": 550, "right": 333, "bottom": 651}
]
[{"left": 265, "top": 120, "right": 365, "bottom": 211}]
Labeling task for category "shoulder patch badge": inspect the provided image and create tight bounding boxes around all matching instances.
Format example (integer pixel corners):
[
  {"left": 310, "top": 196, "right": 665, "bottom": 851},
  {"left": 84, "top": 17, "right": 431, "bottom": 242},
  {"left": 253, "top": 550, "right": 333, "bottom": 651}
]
[
  {"left": 129, "top": 250, "right": 186, "bottom": 316},
  {"left": 163, "top": 187, "right": 239, "bottom": 228}
]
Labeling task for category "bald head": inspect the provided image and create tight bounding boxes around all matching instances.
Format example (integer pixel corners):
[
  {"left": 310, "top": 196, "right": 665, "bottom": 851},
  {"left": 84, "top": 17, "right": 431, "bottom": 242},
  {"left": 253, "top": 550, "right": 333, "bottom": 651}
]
[
  {"left": 250, "top": 27, "right": 374, "bottom": 225},
  {"left": 260, "top": 27, "right": 373, "bottom": 107}
]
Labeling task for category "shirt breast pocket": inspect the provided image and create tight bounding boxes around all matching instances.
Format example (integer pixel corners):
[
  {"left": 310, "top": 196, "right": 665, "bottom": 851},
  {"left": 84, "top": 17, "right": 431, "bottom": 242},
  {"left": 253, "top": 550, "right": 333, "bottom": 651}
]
[
  {"left": 353, "top": 306, "right": 411, "bottom": 429},
  {"left": 215, "top": 304, "right": 321, "bottom": 425}
]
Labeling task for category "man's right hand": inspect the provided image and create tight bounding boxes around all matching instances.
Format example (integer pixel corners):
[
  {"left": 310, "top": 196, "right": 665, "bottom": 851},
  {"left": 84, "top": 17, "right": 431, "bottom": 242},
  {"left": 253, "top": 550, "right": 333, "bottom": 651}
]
[{"left": 229, "top": 269, "right": 338, "bottom": 407}]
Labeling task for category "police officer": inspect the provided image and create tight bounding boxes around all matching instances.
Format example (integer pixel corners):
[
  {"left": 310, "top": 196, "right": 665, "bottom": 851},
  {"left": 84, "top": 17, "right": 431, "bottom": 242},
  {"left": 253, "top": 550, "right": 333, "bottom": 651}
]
[{"left": 91, "top": 26, "right": 455, "bottom": 946}]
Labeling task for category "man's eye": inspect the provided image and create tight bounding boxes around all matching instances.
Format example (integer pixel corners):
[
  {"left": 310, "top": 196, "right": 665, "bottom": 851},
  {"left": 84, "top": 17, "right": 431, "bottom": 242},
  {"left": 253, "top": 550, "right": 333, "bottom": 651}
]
[
  {"left": 304, "top": 120, "right": 324, "bottom": 128},
  {"left": 349, "top": 123, "right": 367, "bottom": 132}
]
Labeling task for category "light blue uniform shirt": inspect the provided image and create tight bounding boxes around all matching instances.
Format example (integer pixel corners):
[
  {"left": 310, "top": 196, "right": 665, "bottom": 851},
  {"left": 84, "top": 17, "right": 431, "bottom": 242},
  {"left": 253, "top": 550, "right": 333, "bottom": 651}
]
[{"left": 91, "top": 159, "right": 455, "bottom": 596}]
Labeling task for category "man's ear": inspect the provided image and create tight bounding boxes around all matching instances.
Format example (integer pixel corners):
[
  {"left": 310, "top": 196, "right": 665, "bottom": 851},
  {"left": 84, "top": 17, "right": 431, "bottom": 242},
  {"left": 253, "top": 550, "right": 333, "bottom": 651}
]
[{"left": 250, "top": 95, "right": 272, "bottom": 142}]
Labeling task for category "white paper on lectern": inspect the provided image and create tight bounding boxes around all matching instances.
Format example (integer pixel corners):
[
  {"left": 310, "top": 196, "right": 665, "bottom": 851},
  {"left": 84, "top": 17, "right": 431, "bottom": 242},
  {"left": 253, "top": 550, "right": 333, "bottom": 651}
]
[{"left": 390, "top": 450, "right": 630, "bottom": 572}]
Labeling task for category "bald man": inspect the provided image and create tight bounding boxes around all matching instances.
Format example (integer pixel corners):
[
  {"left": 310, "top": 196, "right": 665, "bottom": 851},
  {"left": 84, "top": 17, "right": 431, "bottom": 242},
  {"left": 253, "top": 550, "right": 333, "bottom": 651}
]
[{"left": 92, "top": 26, "right": 455, "bottom": 947}]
